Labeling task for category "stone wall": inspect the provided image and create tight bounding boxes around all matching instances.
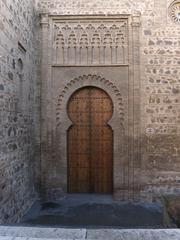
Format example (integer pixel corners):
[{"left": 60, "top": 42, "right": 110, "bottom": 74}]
[
  {"left": 0, "top": 0, "right": 40, "bottom": 223},
  {"left": 140, "top": 0, "right": 180, "bottom": 200},
  {"left": 37, "top": 0, "right": 180, "bottom": 202},
  {"left": 1, "top": 0, "right": 180, "bottom": 224}
]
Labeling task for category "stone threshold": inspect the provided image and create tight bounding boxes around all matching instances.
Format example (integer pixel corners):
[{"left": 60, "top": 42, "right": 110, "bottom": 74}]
[{"left": 0, "top": 227, "right": 180, "bottom": 240}]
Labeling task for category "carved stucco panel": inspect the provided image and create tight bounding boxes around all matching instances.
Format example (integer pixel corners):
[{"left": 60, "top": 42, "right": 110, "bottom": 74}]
[{"left": 53, "top": 18, "right": 129, "bottom": 65}]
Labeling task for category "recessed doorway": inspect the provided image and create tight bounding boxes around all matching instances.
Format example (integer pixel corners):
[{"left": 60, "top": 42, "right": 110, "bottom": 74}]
[{"left": 67, "top": 86, "right": 113, "bottom": 193}]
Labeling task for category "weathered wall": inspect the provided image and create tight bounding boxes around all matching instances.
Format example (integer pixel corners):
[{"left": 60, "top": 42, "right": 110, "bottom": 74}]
[
  {"left": 0, "top": 0, "right": 40, "bottom": 223},
  {"left": 140, "top": 0, "right": 180, "bottom": 200},
  {"left": 37, "top": 0, "right": 180, "bottom": 202},
  {"left": 1, "top": 0, "right": 179, "bottom": 224}
]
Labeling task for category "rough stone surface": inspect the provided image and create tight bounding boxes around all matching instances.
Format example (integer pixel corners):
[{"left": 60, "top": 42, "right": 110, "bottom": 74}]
[
  {"left": 164, "top": 195, "right": 180, "bottom": 227},
  {"left": 0, "top": 0, "right": 40, "bottom": 223}
]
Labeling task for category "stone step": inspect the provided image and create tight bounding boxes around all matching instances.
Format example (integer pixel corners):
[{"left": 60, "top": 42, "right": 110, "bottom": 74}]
[
  {"left": 0, "top": 238, "right": 78, "bottom": 240},
  {"left": 0, "top": 227, "right": 180, "bottom": 240},
  {"left": 87, "top": 229, "right": 180, "bottom": 240},
  {"left": 0, "top": 227, "right": 86, "bottom": 239}
]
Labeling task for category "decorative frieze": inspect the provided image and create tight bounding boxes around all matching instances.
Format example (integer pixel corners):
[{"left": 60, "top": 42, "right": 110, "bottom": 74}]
[{"left": 53, "top": 18, "right": 128, "bottom": 65}]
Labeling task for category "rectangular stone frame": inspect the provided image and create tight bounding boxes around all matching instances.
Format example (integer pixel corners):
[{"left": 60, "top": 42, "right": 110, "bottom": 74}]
[{"left": 40, "top": 14, "right": 141, "bottom": 201}]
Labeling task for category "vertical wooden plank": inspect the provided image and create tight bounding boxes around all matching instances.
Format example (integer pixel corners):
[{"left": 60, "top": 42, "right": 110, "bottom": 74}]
[{"left": 68, "top": 87, "right": 113, "bottom": 193}]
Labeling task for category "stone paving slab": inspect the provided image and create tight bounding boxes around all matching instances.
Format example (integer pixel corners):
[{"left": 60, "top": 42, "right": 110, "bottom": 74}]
[
  {"left": 0, "top": 238, "right": 81, "bottom": 240},
  {"left": 0, "top": 237, "right": 14, "bottom": 240},
  {"left": 87, "top": 229, "right": 180, "bottom": 240},
  {"left": 0, "top": 227, "right": 180, "bottom": 240},
  {"left": 0, "top": 227, "right": 86, "bottom": 239},
  {"left": 0, "top": 238, "right": 84, "bottom": 240}
]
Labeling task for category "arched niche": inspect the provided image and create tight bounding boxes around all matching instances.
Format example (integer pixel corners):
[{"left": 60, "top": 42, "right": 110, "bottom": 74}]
[{"left": 54, "top": 75, "right": 126, "bottom": 197}]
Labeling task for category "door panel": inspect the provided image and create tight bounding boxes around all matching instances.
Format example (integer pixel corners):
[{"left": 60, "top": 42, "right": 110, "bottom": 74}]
[{"left": 68, "top": 87, "right": 113, "bottom": 193}]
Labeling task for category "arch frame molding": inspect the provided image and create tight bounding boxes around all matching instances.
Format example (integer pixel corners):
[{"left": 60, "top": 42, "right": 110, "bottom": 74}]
[{"left": 55, "top": 75, "right": 125, "bottom": 198}]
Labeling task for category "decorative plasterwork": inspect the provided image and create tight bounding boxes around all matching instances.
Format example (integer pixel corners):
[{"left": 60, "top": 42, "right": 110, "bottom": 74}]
[
  {"left": 56, "top": 74, "right": 124, "bottom": 127},
  {"left": 40, "top": 14, "right": 141, "bottom": 201},
  {"left": 53, "top": 18, "right": 129, "bottom": 65},
  {"left": 169, "top": 0, "right": 180, "bottom": 23}
]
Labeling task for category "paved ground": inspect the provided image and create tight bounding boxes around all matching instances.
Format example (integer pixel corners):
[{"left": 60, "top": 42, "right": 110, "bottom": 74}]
[
  {"left": 0, "top": 227, "right": 180, "bottom": 240},
  {"left": 19, "top": 194, "right": 165, "bottom": 228}
]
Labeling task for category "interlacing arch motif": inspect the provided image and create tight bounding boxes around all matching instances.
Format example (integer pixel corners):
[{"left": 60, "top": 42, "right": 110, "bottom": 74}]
[{"left": 53, "top": 20, "right": 128, "bottom": 64}]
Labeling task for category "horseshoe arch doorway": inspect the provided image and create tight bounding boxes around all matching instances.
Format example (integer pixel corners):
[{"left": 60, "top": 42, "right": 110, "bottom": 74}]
[{"left": 67, "top": 86, "right": 113, "bottom": 193}]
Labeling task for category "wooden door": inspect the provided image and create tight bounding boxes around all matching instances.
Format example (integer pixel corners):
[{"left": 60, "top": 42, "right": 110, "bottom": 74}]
[{"left": 68, "top": 87, "right": 113, "bottom": 193}]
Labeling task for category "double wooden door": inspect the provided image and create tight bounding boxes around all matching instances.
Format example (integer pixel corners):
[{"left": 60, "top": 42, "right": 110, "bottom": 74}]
[{"left": 68, "top": 87, "right": 113, "bottom": 193}]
